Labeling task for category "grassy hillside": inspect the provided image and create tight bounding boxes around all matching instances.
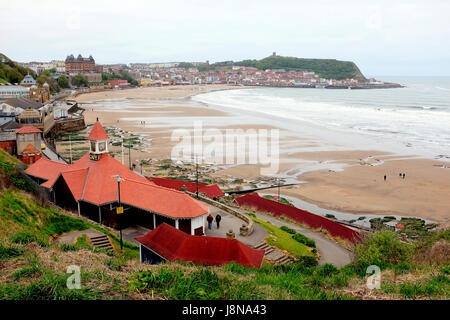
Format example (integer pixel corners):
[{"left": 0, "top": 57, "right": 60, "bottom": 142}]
[
  {"left": 235, "top": 55, "right": 367, "bottom": 81},
  {"left": 0, "top": 53, "right": 35, "bottom": 85},
  {"left": 0, "top": 149, "right": 448, "bottom": 300}
]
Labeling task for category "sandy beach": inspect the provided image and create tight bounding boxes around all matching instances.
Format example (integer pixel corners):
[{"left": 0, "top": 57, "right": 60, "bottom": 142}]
[{"left": 70, "top": 85, "right": 450, "bottom": 227}]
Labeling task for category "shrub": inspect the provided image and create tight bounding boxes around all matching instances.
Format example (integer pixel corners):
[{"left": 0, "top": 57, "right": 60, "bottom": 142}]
[
  {"left": 292, "top": 233, "right": 316, "bottom": 248},
  {"left": 297, "top": 256, "right": 318, "bottom": 267},
  {"left": 353, "top": 231, "right": 412, "bottom": 275},
  {"left": 280, "top": 226, "right": 296, "bottom": 234},
  {"left": 317, "top": 264, "right": 339, "bottom": 278}
]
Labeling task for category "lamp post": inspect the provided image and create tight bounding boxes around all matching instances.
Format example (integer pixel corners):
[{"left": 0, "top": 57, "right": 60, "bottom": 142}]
[
  {"left": 196, "top": 158, "right": 199, "bottom": 199},
  {"left": 112, "top": 175, "right": 123, "bottom": 251},
  {"left": 277, "top": 178, "right": 281, "bottom": 202}
]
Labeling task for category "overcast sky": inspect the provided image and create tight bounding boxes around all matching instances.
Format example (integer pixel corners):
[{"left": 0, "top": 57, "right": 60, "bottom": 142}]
[{"left": 1, "top": 0, "right": 449, "bottom": 76}]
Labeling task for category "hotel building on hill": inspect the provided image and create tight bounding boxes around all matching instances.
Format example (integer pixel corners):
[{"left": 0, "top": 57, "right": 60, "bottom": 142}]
[{"left": 65, "top": 54, "right": 96, "bottom": 74}]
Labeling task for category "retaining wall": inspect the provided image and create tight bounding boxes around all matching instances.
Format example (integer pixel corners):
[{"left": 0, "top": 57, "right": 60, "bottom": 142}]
[{"left": 236, "top": 193, "right": 361, "bottom": 243}]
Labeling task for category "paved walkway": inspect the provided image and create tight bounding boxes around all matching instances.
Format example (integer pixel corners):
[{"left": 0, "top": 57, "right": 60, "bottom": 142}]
[
  {"left": 121, "top": 225, "right": 152, "bottom": 245},
  {"left": 203, "top": 203, "right": 267, "bottom": 247},
  {"left": 56, "top": 228, "right": 104, "bottom": 244},
  {"left": 252, "top": 212, "right": 354, "bottom": 267}
]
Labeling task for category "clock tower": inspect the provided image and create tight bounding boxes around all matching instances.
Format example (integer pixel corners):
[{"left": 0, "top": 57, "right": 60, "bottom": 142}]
[{"left": 88, "top": 120, "right": 109, "bottom": 161}]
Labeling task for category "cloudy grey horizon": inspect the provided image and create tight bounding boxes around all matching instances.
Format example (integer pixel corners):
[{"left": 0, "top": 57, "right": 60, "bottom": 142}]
[{"left": 1, "top": 0, "right": 449, "bottom": 77}]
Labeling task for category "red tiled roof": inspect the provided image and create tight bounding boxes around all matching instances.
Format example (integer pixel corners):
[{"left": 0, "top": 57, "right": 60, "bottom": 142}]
[
  {"left": 135, "top": 223, "right": 265, "bottom": 268},
  {"left": 150, "top": 177, "right": 224, "bottom": 198},
  {"left": 21, "top": 144, "right": 40, "bottom": 154},
  {"left": 15, "top": 126, "right": 41, "bottom": 134},
  {"left": 25, "top": 152, "right": 208, "bottom": 219},
  {"left": 25, "top": 158, "right": 70, "bottom": 188},
  {"left": 88, "top": 121, "right": 109, "bottom": 140}
]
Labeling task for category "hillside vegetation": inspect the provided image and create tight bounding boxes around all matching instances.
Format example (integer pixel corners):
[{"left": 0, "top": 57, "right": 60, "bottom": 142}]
[
  {"left": 235, "top": 55, "right": 367, "bottom": 81},
  {"left": 0, "top": 53, "right": 35, "bottom": 85},
  {"left": 0, "top": 149, "right": 448, "bottom": 300}
]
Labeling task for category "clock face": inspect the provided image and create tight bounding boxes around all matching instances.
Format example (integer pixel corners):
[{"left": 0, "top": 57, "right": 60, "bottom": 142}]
[{"left": 98, "top": 142, "right": 106, "bottom": 152}]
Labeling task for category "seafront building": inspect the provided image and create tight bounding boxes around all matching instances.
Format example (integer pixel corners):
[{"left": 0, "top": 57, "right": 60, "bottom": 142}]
[{"left": 24, "top": 121, "right": 210, "bottom": 235}]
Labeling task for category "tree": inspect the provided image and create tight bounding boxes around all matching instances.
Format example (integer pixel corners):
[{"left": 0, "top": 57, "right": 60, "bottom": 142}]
[
  {"left": 36, "top": 74, "right": 60, "bottom": 93},
  {"left": 57, "top": 75, "right": 69, "bottom": 88},
  {"left": 71, "top": 74, "right": 89, "bottom": 88}
]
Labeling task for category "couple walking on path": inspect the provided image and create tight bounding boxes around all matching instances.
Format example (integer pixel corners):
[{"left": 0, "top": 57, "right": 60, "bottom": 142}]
[{"left": 207, "top": 214, "right": 221, "bottom": 229}]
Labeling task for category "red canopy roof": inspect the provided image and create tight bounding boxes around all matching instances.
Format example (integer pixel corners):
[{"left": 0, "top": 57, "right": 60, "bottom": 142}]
[
  {"left": 25, "top": 153, "right": 208, "bottom": 219},
  {"left": 150, "top": 177, "right": 224, "bottom": 198},
  {"left": 88, "top": 121, "right": 109, "bottom": 140},
  {"left": 15, "top": 126, "right": 41, "bottom": 134},
  {"left": 135, "top": 223, "right": 265, "bottom": 268},
  {"left": 21, "top": 144, "right": 40, "bottom": 154}
]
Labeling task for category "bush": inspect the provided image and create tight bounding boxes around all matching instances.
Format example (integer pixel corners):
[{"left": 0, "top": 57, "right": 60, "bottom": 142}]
[
  {"left": 292, "top": 233, "right": 316, "bottom": 248},
  {"left": 280, "top": 226, "right": 296, "bottom": 234},
  {"left": 317, "top": 264, "right": 339, "bottom": 277},
  {"left": 353, "top": 231, "right": 412, "bottom": 274},
  {"left": 297, "top": 256, "right": 318, "bottom": 267}
]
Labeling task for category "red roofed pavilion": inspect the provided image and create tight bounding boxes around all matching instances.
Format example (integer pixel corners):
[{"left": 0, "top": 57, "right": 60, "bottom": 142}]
[
  {"left": 136, "top": 223, "right": 265, "bottom": 268},
  {"left": 149, "top": 177, "right": 224, "bottom": 199},
  {"left": 25, "top": 121, "right": 209, "bottom": 235}
]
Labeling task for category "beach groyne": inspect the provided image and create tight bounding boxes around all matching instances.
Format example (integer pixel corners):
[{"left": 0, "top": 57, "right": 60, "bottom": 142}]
[{"left": 235, "top": 193, "right": 361, "bottom": 243}]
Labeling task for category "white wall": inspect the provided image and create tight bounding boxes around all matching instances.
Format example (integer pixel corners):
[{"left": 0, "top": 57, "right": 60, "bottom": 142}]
[{"left": 190, "top": 214, "right": 207, "bottom": 235}]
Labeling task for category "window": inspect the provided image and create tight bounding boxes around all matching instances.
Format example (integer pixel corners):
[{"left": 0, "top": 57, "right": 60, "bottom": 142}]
[{"left": 91, "top": 141, "right": 96, "bottom": 152}]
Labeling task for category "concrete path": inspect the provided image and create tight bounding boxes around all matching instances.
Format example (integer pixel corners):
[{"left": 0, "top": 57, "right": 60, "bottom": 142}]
[
  {"left": 203, "top": 203, "right": 267, "bottom": 247},
  {"left": 121, "top": 225, "right": 152, "bottom": 245},
  {"left": 56, "top": 228, "right": 104, "bottom": 244},
  {"left": 252, "top": 212, "right": 354, "bottom": 267}
]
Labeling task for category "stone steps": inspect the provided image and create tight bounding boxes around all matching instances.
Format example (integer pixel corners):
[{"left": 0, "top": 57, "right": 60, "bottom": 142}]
[
  {"left": 90, "top": 234, "right": 114, "bottom": 251},
  {"left": 253, "top": 242, "right": 295, "bottom": 265}
]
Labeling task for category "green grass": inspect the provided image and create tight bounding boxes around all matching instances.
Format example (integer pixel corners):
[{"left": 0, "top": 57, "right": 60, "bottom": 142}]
[
  {"left": 252, "top": 217, "right": 314, "bottom": 258},
  {"left": 128, "top": 262, "right": 355, "bottom": 300},
  {"left": 0, "top": 269, "right": 106, "bottom": 300},
  {"left": 0, "top": 189, "right": 91, "bottom": 244},
  {"left": 263, "top": 195, "right": 294, "bottom": 206}
]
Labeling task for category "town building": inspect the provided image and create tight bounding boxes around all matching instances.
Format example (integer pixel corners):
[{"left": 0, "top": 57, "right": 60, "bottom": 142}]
[
  {"left": 65, "top": 54, "right": 96, "bottom": 74},
  {"left": 24, "top": 121, "right": 209, "bottom": 235},
  {"left": 135, "top": 223, "right": 265, "bottom": 268},
  {"left": 0, "top": 85, "right": 30, "bottom": 99},
  {"left": 15, "top": 126, "right": 42, "bottom": 165},
  {"left": 0, "top": 121, "right": 21, "bottom": 155},
  {"left": 29, "top": 83, "right": 50, "bottom": 104},
  {"left": 108, "top": 79, "right": 129, "bottom": 88},
  {"left": 20, "top": 75, "right": 37, "bottom": 87}
]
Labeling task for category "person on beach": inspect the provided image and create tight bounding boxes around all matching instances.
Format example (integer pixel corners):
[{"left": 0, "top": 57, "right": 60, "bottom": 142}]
[
  {"left": 207, "top": 214, "right": 213, "bottom": 230},
  {"left": 215, "top": 214, "right": 222, "bottom": 229},
  {"left": 384, "top": 175, "right": 386, "bottom": 181},
  {"left": 403, "top": 173, "right": 405, "bottom": 179}
]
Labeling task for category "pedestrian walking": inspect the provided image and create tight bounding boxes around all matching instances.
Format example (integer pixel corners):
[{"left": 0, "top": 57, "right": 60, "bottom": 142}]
[
  {"left": 207, "top": 214, "right": 213, "bottom": 230},
  {"left": 403, "top": 173, "right": 405, "bottom": 179},
  {"left": 215, "top": 214, "right": 222, "bottom": 229}
]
